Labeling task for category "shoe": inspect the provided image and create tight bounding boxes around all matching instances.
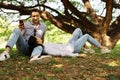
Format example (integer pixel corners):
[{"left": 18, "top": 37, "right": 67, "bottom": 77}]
[
  {"left": 83, "top": 48, "right": 95, "bottom": 53},
  {"left": 0, "top": 51, "right": 10, "bottom": 61},
  {"left": 29, "top": 55, "right": 52, "bottom": 64},
  {"left": 100, "top": 47, "right": 111, "bottom": 53}
]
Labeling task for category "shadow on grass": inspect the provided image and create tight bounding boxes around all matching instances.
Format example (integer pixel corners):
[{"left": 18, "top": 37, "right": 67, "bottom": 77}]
[
  {"left": 0, "top": 47, "right": 120, "bottom": 80},
  {"left": 100, "top": 74, "right": 120, "bottom": 80}
]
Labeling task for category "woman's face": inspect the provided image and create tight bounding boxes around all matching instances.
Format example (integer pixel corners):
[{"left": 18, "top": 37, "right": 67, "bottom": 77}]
[{"left": 31, "top": 12, "right": 40, "bottom": 24}]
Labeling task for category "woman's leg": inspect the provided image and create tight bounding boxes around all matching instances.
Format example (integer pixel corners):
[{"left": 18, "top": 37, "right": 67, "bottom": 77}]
[
  {"left": 67, "top": 28, "right": 89, "bottom": 51},
  {"left": 68, "top": 28, "right": 83, "bottom": 44},
  {"left": 73, "top": 34, "right": 101, "bottom": 53}
]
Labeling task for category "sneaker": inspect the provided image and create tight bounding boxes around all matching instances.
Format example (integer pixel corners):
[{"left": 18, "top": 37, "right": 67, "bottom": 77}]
[
  {"left": 100, "top": 47, "right": 111, "bottom": 53},
  {"left": 83, "top": 48, "right": 95, "bottom": 53},
  {"left": 0, "top": 51, "right": 10, "bottom": 61},
  {"left": 29, "top": 55, "right": 52, "bottom": 64}
]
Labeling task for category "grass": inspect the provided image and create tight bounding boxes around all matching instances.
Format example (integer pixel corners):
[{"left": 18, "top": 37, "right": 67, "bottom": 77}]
[
  {"left": 0, "top": 47, "right": 120, "bottom": 80},
  {"left": 0, "top": 27, "right": 120, "bottom": 80}
]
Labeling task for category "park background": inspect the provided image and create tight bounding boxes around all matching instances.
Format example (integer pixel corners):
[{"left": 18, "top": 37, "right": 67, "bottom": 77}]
[{"left": 0, "top": 0, "right": 120, "bottom": 80}]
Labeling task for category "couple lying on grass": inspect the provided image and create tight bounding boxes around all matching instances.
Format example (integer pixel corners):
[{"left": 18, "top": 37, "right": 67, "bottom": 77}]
[{"left": 0, "top": 28, "right": 111, "bottom": 63}]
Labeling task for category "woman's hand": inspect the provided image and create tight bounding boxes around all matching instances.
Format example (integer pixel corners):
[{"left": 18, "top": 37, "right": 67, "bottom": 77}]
[{"left": 35, "top": 36, "right": 43, "bottom": 44}]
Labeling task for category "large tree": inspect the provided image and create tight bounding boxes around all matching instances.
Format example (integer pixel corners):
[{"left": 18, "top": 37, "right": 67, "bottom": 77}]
[{"left": 0, "top": 0, "right": 120, "bottom": 49}]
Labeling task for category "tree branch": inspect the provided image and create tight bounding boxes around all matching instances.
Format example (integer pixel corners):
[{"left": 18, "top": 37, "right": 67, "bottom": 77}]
[
  {"left": 101, "top": 0, "right": 120, "bottom": 9},
  {"left": 61, "top": 0, "right": 97, "bottom": 31},
  {"left": 103, "top": 0, "right": 113, "bottom": 33},
  {"left": 0, "top": 2, "right": 76, "bottom": 33},
  {"left": 82, "top": 0, "right": 103, "bottom": 25},
  {"left": 0, "top": 2, "right": 32, "bottom": 15}
]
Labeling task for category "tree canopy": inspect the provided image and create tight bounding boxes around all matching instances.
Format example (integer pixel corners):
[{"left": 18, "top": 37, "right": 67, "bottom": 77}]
[{"left": 0, "top": 0, "right": 120, "bottom": 48}]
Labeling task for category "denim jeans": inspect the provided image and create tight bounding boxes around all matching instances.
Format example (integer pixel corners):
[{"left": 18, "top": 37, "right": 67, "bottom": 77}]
[
  {"left": 68, "top": 28, "right": 100, "bottom": 53},
  {"left": 6, "top": 28, "right": 43, "bottom": 56}
]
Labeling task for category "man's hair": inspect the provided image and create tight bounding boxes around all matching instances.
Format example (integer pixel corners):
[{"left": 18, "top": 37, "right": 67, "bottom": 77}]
[{"left": 31, "top": 8, "right": 40, "bottom": 15}]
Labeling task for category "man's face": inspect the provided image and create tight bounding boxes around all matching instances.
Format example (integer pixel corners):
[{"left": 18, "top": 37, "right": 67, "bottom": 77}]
[{"left": 31, "top": 12, "right": 40, "bottom": 24}]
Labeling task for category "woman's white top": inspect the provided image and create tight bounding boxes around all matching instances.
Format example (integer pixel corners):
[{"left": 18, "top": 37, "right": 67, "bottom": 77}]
[{"left": 43, "top": 43, "right": 78, "bottom": 57}]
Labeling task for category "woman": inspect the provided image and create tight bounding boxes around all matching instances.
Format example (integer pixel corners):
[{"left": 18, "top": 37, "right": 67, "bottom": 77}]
[{"left": 29, "top": 28, "right": 111, "bottom": 62}]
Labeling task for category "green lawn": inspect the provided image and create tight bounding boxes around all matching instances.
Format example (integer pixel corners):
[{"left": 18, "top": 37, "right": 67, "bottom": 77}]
[
  {"left": 0, "top": 27, "right": 120, "bottom": 80},
  {"left": 0, "top": 45, "right": 120, "bottom": 80}
]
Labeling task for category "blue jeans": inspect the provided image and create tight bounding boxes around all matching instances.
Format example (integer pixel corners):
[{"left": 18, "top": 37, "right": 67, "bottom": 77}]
[
  {"left": 68, "top": 28, "right": 100, "bottom": 53},
  {"left": 6, "top": 28, "right": 43, "bottom": 56}
]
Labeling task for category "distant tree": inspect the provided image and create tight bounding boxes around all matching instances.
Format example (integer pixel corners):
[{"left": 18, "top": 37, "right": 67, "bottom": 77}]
[{"left": 0, "top": 0, "right": 120, "bottom": 49}]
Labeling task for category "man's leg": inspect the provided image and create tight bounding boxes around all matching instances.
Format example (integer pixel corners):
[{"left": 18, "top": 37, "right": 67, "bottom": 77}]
[
  {"left": 29, "top": 46, "right": 52, "bottom": 64},
  {"left": 0, "top": 28, "right": 28, "bottom": 61},
  {"left": 30, "top": 46, "right": 43, "bottom": 57},
  {"left": 6, "top": 28, "right": 28, "bottom": 54}
]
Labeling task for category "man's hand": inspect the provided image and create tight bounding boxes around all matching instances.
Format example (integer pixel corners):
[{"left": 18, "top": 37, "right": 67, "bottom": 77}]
[
  {"left": 19, "top": 20, "right": 25, "bottom": 30},
  {"left": 19, "top": 24, "right": 25, "bottom": 30}
]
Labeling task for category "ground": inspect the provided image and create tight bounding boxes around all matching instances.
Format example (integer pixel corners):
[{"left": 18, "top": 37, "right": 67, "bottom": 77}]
[{"left": 0, "top": 47, "right": 120, "bottom": 80}]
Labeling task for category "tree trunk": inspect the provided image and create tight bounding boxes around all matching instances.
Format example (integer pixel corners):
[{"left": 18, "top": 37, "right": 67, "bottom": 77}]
[{"left": 82, "top": 0, "right": 116, "bottom": 49}]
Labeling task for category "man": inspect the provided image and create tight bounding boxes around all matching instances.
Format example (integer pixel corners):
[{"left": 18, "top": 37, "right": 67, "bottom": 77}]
[{"left": 0, "top": 8, "right": 50, "bottom": 62}]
